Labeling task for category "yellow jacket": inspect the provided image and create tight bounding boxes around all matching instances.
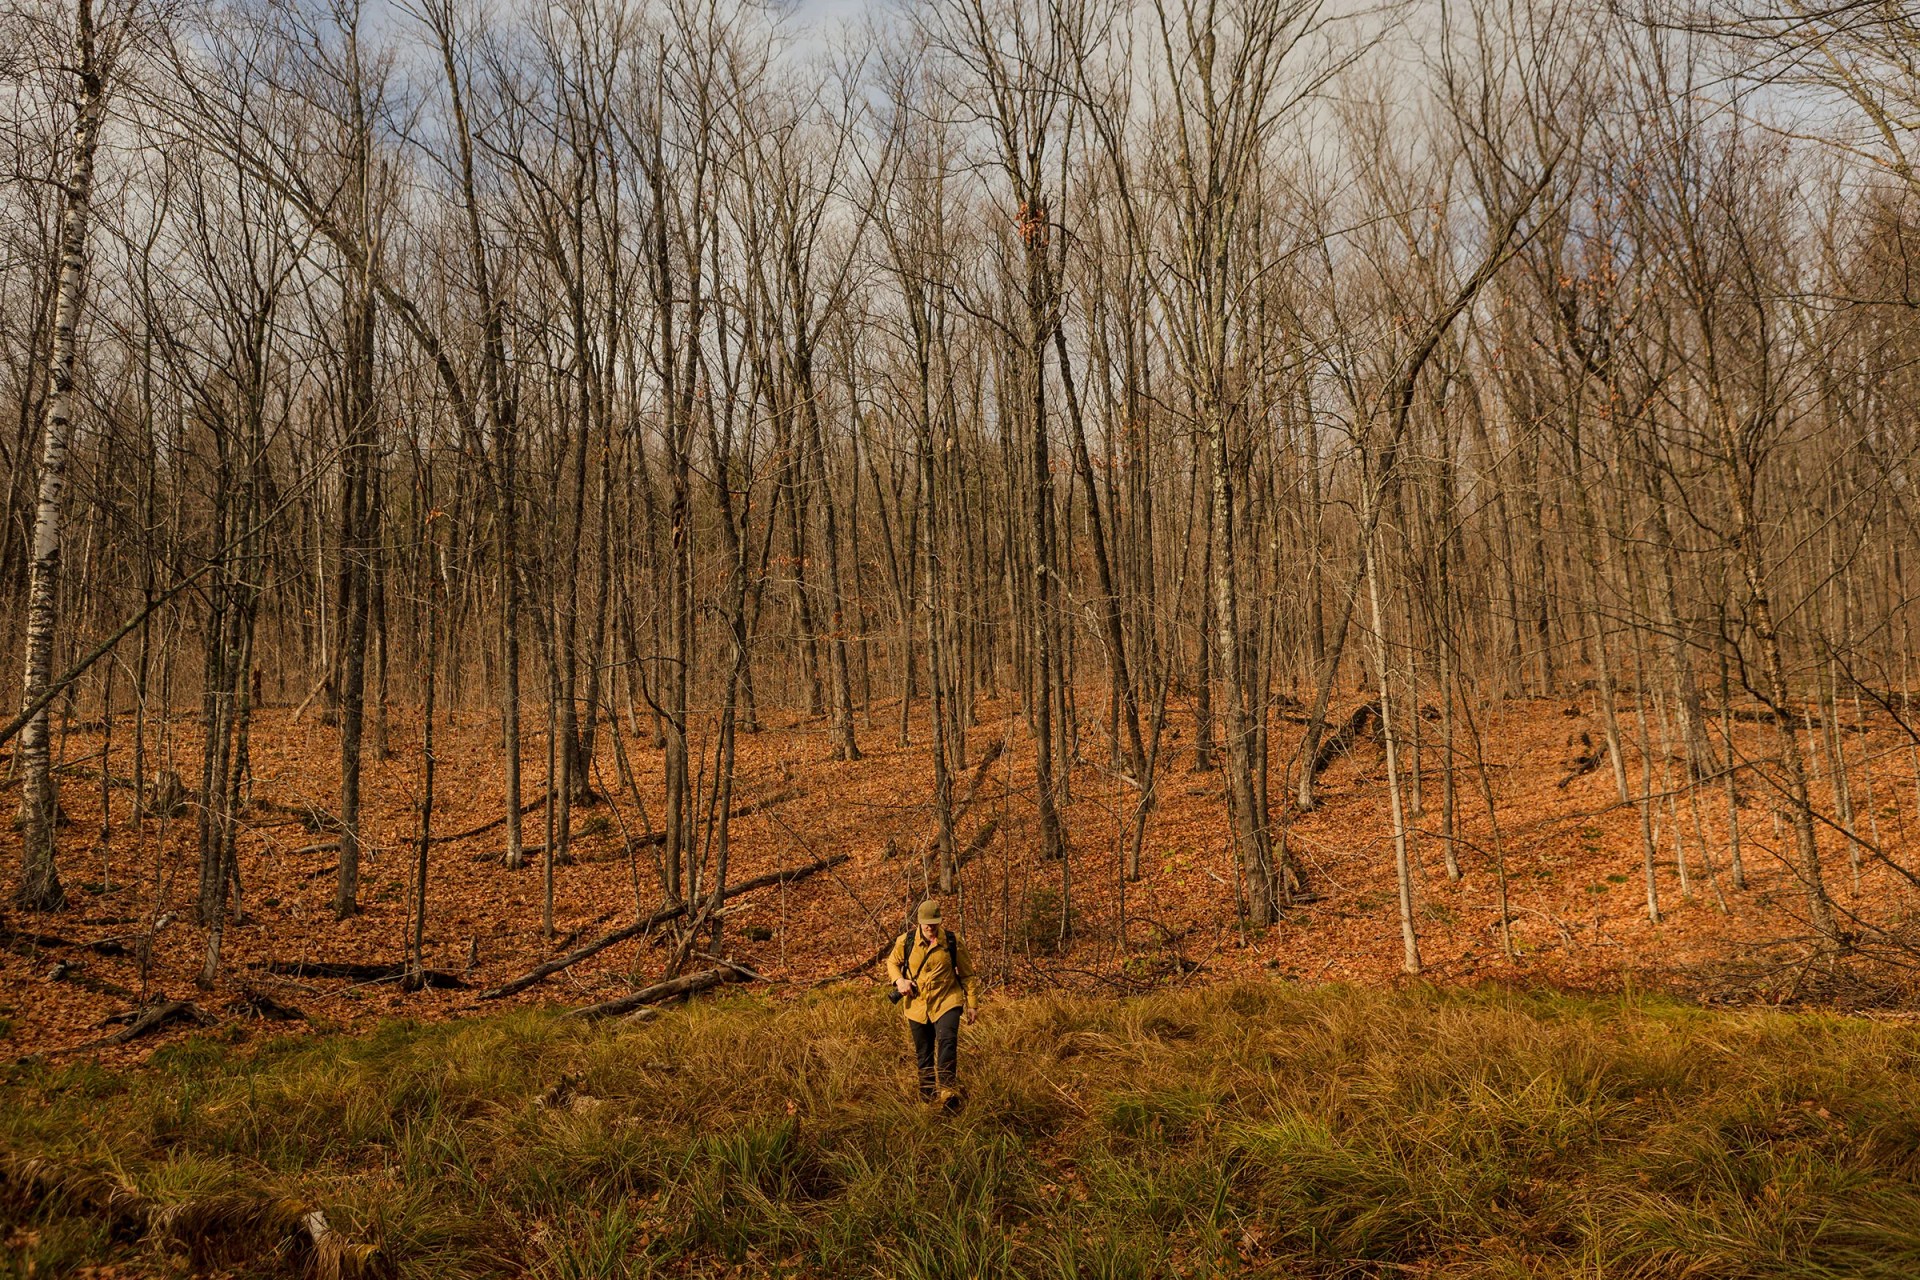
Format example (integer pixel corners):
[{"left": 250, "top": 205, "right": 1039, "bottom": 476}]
[{"left": 885, "top": 927, "right": 977, "bottom": 1024}]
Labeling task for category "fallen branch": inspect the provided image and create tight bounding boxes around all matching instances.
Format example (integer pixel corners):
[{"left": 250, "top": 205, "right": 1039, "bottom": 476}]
[
  {"left": 1705, "top": 703, "right": 1864, "bottom": 731},
  {"left": 45, "top": 961, "right": 138, "bottom": 1001},
  {"left": 1710, "top": 703, "right": 1807, "bottom": 726},
  {"left": 472, "top": 844, "right": 578, "bottom": 866},
  {"left": 479, "top": 903, "right": 686, "bottom": 1000},
  {"left": 91, "top": 1000, "right": 211, "bottom": 1047},
  {"left": 0, "top": 1156, "right": 378, "bottom": 1279},
  {"left": 722, "top": 850, "right": 850, "bottom": 898},
  {"left": 478, "top": 851, "right": 849, "bottom": 1000},
  {"left": 812, "top": 938, "right": 893, "bottom": 988},
  {"left": 1310, "top": 702, "right": 1380, "bottom": 778},
  {"left": 548, "top": 914, "right": 609, "bottom": 953},
  {"left": 729, "top": 784, "right": 803, "bottom": 820},
  {"left": 916, "top": 740, "right": 1007, "bottom": 879},
  {"left": 1556, "top": 737, "right": 1608, "bottom": 790},
  {"left": 953, "top": 740, "right": 1006, "bottom": 823},
  {"left": 256, "top": 959, "right": 464, "bottom": 988},
  {"left": 563, "top": 961, "right": 761, "bottom": 1021},
  {"left": 953, "top": 816, "right": 1001, "bottom": 874},
  {"left": 428, "top": 794, "right": 549, "bottom": 845},
  {"left": 1, "top": 926, "right": 128, "bottom": 957},
  {"left": 454, "top": 789, "right": 792, "bottom": 859},
  {"left": 661, "top": 896, "right": 719, "bottom": 981},
  {"left": 51, "top": 747, "right": 109, "bottom": 776},
  {"left": 230, "top": 988, "right": 307, "bottom": 1021}
]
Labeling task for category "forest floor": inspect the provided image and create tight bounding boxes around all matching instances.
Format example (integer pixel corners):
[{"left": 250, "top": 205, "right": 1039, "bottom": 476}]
[{"left": 4, "top": 688, "right": 1919, "bottom": 1064}]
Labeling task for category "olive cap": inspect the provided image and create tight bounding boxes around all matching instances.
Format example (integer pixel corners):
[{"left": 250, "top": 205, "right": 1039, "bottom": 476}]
[{"left": 915, "top": 899, "right": 943, "bottom": 926}]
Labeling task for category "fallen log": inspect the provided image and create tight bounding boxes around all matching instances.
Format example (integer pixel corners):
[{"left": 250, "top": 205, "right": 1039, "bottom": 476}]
[
  {"left": 464, "top": 789, "right": 793, "bottom": 862},
  {"left": 731, "top": 784, "right": 803, "bottom": 820},
  {"left": 427, "top": 794, "right": 550, "bottom": 845},
  {"left": 297, "top": 803, "right": 345, "bottom": 834},
  {"left": 549, "top": 914, "right": 609, "bottom": 953},
  {"left": 1556, "top": 733, "right": 1608, "bottom": 790},
  {"left": 472, "top": 844, "right": 578, "bottom": 866},
  {"left": 564, "top": 962, "right": 760, "bottom": 1021},
  {"left": 230, "top": 988, "right": 307, "bottom": 1021},
  {"left": 92, "top": 1000, "right": 211, "bottom": 1046},
  {"left": 478, "top": 804, "right": 789, "bottom": 867},
  {"left": 479, "top": 904, "right": 686, "bottom": 1000},
  {"left": 46, "top": 962, "right": 138, "bottom": 1001},
  {"left": 0, "top": 1158, "right": 379, "bottom": 1279},
  {"left": 1716, "top": 704, "right": 1801, "bottom": 725},
  {"left": 570, "top": 836, "right": 666, "bottom": 866},
  {"left": 813, "top": 938, "right": 892, "bottom": 988},
  {"left": 1704, "top": 703, "right": 1859, "bottom": 730},
  {"left": 953, "top": 816, "right": 1002, "bottom": 874},
  {"left": 721, "top": 850, "right": 850, "bottom": 898},
  {"left": 478, "top": 851, "right": 849, "bottom": 1000},
  {"left": 954, "top": 740, "right": 1006, "bottom": 822},
  {"left": 918, "top": 740, "right": 1006, "bottom": 878},
  {"left": 1, "top": 926, "right": 128, "bottom": 957},
  {"left": 260, "top": 959, "right": 395, "bottom": 981},
  {"left": 256, "top": 959, "right": 465, "bottom": 988},
  {"left": 1310, "top": 702, "right": 1380, "bottom": 778},
  {"left": 660, "top": 896, "right": 721, "bottom": 982}
]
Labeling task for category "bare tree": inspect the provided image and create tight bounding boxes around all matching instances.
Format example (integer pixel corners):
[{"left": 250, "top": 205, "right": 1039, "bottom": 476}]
[{"left": 12, "top": 0, "right": 132, "bottom": 911}]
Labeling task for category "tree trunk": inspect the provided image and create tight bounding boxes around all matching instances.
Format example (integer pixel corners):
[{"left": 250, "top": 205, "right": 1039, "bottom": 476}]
[
  {"left": 333, "top": 269, "right": 376, "bottom": 921},
  {"left": 1363, "top": 516, "right": 1421, "bottom": 974},
  {"left": 1207, "top": 406, "right": 1275, "bottom": 927},
  {"left": 15, "top": 0, "right": 111, "bottom": 913}
]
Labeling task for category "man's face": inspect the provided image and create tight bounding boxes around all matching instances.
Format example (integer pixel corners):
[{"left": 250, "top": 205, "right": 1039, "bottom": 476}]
[{"left": 919, "top": 922, "right": 940, "bottom": 943}]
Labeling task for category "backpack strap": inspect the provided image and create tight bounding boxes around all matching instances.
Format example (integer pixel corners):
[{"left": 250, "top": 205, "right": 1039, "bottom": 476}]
[
  {"left": 902, "top": 928, "right": 963, "bottom": 984},
  {"left": 905, "top": 932, "right": 939, "bottom": 987}
]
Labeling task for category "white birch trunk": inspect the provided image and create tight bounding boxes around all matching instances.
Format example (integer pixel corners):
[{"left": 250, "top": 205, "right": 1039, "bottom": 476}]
[{"left": 17, "top": 0, "right": 110, "bottom": 912}]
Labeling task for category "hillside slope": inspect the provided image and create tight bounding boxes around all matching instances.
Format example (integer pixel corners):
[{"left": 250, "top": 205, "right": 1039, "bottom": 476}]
[{"left": 3, "top": 692, "right": 1916, "bottom": 1059}]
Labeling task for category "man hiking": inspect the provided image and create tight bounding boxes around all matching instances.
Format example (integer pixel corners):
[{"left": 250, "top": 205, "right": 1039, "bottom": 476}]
[{"left": 887, "top": 899, "right": 979, "bottom": 1106}]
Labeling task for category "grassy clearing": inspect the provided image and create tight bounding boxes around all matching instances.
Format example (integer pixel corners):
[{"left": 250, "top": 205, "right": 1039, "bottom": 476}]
[{"left": 4, "top": 983, "right": 1920, "bottom": 1278}]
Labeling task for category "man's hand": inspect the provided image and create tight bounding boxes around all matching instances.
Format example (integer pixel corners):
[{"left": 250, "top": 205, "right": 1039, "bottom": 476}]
[
  {"left": 965, "top": 1006, "right": 978, "bottom": 1026},
  {"left": 894, "top": 978, "right": 915, "bottom": 997}
]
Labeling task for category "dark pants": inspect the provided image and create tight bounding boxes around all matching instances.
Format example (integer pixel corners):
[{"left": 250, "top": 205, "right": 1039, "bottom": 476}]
[{"left": 909, "top": 1007, "right": 963, "bottom": 1098}]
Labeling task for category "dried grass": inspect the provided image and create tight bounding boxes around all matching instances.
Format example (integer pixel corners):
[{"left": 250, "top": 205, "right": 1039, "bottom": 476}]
[{"left": 5, "top": 983, "right": 1920, "bottom": 1277}]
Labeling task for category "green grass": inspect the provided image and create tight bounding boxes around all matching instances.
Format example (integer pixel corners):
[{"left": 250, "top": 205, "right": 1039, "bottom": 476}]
[{"left": 5, "top": 984, "right": 1920, "bottom": 1277}]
